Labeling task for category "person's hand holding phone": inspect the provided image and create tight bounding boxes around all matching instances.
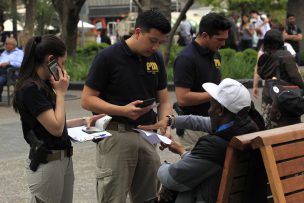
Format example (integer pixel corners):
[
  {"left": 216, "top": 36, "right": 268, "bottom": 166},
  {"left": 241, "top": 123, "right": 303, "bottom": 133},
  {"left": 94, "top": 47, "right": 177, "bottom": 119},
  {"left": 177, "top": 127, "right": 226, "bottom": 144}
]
[
  {"left": 123, "top": 100, "right": 153, "bottom": 120},
  {"left": 49, "top": 59, "right": 70, "bottom": 96}
]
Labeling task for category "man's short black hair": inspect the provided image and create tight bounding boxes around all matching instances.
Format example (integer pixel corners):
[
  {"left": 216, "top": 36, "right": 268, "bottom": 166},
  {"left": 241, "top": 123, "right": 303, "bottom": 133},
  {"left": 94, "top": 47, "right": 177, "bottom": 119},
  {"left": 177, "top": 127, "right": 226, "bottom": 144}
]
[
  {"left": 198, "top": 13, "right": 231, "bottom": 36},
  {"left": 135, "top": 10, "right": 171, "bottom": 34},
  {"left": 286, "top": 13, "right": 295, "bottom": 19},
  {"left": 250, "top": 10, "right": 259, "bottom": 15}
]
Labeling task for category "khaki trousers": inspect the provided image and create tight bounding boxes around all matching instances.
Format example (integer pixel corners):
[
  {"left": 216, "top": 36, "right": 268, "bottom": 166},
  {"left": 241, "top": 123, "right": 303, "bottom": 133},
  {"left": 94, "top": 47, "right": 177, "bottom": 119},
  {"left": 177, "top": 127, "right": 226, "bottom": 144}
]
[
  {"left": 26, "top": 157, "right": 74, "bottom": 203},
  {"left": 96, "top": 126, "right": 160, "bottom": 203},
  {"left": 178, "top": 129, "right": 207, "bottom": 151}
]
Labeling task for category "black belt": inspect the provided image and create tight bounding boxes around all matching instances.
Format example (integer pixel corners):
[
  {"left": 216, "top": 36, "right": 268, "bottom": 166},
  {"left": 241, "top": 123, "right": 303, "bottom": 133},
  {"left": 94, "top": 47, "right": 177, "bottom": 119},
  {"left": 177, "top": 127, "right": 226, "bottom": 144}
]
[
  {"left": 106, "top": 121, "right": 135, "bottom": 132},
  {"left": 47, "top": 148, "right": 73, "bottom": 161}
]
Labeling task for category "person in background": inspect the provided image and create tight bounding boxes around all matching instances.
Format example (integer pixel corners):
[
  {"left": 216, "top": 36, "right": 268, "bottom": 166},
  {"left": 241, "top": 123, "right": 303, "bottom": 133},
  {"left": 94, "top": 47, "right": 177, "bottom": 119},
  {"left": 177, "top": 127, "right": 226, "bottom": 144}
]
[
  {"left": 255, "top": 29, "right": 304, "bottom": 129},
  {"left": 0, "top": 37, "right": 24, "bottom": 102},
  {"left": 176, "top": 13, "right": 193, "bottom": 46},
  {"left": 226, "top": 11, "right": 239, "bottom": 50},
  {"left": 268, "top": 80, "right": 304, "bottom": 127},
  {"left": 81, "top": 10, "right": 172, "bottom": 203},
  {"left": 173, "top": 12, "right": 231, "bottom": 150},
  {"left": 252, "top": 25, "right": 297, "bottom": 100},
  {"left": 99, "top": 28, "right": 111, "bottom": 45},
  {"left": 284, "top": 13, "right": 303, "bottom": 65},
  {"left": 139, "top": 78, "right": 264, "bottom": 203},
  {"left": 250, "top": 10, "right": 271, "bottom": 50},
  {"left": 275, "top": 22, "right": 296, "bottom": 57},
  {"left": 12, "top": 34, "right": 104, "bottom": 203},
  {"left": 239, "top": 14, "right": 254, "bottom": 50},
  {"left": 0, "top": 24, "right": 11, "bottom": 52}
]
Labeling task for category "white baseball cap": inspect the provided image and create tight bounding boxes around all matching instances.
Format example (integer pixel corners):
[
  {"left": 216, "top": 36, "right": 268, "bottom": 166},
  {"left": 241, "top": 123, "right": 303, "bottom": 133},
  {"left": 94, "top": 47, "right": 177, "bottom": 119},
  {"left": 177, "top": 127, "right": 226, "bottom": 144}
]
[{"left": 202, "top": 78, "right": 251, "bottom": 114}]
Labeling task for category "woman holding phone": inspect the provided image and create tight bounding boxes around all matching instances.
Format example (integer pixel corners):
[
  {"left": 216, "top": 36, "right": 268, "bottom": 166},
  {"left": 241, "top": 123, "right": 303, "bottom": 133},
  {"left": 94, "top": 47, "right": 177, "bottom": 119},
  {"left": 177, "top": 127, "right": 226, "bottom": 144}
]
[{"left": 12, "top": 35, "right": 103, "bottom": 202}]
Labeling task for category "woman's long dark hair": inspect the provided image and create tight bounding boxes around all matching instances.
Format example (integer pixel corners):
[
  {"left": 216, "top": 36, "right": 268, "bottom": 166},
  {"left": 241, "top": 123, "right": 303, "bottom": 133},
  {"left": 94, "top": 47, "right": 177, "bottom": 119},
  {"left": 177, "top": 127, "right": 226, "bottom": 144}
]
[
  {"left": 13, "top": 35, "right": 66, "bottom": 112},
  {"left": 263, "top": 29, "right": 284, "bottom": 53}
]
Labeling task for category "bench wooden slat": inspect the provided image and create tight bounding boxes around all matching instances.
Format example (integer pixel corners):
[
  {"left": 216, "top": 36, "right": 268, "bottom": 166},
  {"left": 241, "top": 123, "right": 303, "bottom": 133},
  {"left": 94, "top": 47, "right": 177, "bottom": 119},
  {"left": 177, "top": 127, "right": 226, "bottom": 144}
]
[
  {"left": 259, "top": 146, "right": 286, "bottom": 203},
  {"left": 277, "top": 157, "right": 304, "bottom": 177},
  {"left": 217, "top": 135, "right": 263, "bottom": 203},
  {"left": 281, "top": 174, "right": 304, "bottom": 194},
  {"left": 273, "top": 140, "right": 304, "bottom": 161},
  {"left": 217, "top": 146, "right": 237, "bottom": 203},
  {"left": 285, "top": 190, "right": 304, "bottom": 203},
  {"left": 250, "top": 123, "right": 304, "bottom": 203},
  {"left": 250, "top": 123, "right": 304, "bottom": 149}
]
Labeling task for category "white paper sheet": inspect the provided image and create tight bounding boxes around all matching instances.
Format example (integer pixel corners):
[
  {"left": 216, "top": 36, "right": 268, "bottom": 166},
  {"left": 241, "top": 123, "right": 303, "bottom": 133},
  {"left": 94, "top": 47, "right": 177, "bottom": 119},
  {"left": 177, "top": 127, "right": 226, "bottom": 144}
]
[
  {"left": 134, "top": 129, "right": 172, "bottom": 145},
  {"left": 68, "top": 126, "right": 111, "bottom": 142}
]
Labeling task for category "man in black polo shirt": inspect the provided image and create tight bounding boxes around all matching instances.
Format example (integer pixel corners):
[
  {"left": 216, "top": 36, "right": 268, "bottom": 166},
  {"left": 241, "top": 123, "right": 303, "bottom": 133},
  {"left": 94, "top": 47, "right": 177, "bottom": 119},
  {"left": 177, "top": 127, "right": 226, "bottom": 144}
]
[
  {"left": 284, "top": 13, "right": 303, "bottom": 64},
  {"left": 174, "top": 13, "right": 231, "bottom": 150},
  {"left": 81, "top": 10, "right": 172, "bottom": 203}
]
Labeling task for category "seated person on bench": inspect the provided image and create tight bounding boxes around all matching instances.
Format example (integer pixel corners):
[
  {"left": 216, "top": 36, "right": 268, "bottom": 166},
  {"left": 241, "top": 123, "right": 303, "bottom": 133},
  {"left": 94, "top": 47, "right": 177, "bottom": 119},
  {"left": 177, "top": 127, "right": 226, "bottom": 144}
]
[
  {"left": 269, "top": 82, "right": 304, "bottom": 127},
  {"left": 0, "top": 37, "right": 24, "bottom": 101},
  {"left": 139, "top": 78, "right": 263, "bottom": 203}
]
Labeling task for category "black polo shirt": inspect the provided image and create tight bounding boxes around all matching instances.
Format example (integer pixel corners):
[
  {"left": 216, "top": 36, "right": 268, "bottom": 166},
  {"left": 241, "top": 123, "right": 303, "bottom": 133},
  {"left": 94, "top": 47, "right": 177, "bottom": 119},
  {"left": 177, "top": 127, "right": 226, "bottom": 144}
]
[
  {"left": 174, "top": 40, "right": 221, "bottom": 116},
  {"left": 85, "top": 40, "right": 167, "bottom": 125},
  {"left": 16, "top": 82, "right": 71, "bottom": 150}
]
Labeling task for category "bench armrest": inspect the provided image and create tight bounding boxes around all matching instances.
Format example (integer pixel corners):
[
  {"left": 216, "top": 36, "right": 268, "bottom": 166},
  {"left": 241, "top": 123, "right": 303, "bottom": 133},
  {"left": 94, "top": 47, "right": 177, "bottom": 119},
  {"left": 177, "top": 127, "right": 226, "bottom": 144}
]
[{"left": 6, "top": 66, "right": 19, "bottom": 85}]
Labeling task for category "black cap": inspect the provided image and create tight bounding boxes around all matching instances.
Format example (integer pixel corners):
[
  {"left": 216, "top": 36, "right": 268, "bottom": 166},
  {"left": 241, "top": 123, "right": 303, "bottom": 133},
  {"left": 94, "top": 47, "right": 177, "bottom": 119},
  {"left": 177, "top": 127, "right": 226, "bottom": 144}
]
[
  {"left": 269, "top": 80, "right": 304, "bottom": 117},
  {"left": 277, "top": 90, "right": 304, "bottom": 117}
]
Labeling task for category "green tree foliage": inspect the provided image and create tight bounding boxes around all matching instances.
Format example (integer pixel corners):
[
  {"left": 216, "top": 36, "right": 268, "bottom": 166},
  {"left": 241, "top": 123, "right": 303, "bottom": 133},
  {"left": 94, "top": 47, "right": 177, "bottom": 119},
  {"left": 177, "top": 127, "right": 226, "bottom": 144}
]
[
  {"left": 36, "top": 0, "right": 56, "bottom": 35},
  {"left": 199, "top": 0, "right": 287, "bottom": 21}
]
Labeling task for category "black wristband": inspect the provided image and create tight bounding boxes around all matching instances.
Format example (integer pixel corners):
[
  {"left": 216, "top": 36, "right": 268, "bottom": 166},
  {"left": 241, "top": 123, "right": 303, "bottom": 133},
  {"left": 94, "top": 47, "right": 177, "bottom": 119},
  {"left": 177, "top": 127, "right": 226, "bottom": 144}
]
[{"left": 166, "top": 115, "right": 174, "bottom": 126}]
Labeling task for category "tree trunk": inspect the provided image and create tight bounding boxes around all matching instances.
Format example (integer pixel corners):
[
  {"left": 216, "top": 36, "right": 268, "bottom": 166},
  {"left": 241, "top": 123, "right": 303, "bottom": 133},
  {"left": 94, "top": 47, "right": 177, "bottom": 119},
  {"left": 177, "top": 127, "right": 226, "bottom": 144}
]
[
  {"left": 11, "top": 0, "right": 17, "bottom": 39},
  {"left": 163, "top": 0, "right": 193, "bottom": 66},
  {"left": 23, "top": 0, "right": 36, "bottom": 47},
  {"left": 287, "top": 0, "right": 304, "bottom": 53},
  {"left": 0, "top": 0, "right": 8, "bottom": 26},
  {"left": 52, "top": 0, "right": 86, "bottom": 56}
]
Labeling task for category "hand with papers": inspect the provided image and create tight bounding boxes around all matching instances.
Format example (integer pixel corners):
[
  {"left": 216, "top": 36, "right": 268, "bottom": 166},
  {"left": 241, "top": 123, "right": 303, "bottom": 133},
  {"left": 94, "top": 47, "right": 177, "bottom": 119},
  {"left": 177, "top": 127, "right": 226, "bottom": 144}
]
[
  {"left": 67, "top": 115, "right": 112, "bottom": 142},
  {"left": 137, "top": 116, "right": 186, "bottom": 156},
  {"left": 134, "top": 129, "right": 172, "bottom": 145}
]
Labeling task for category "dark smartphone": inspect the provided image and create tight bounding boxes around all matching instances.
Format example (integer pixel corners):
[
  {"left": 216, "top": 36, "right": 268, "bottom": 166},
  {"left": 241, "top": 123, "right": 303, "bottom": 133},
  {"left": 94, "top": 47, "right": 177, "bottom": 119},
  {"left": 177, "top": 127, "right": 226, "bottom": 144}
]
[
  {"left": 47, "top": 58, "right": 59, "bottom": 81},
  {"left": 137, "top": 98, "right": 156, "bottom": 108},
  {"left": 82, "top": 127, "right": 102, "bottom": 134}
]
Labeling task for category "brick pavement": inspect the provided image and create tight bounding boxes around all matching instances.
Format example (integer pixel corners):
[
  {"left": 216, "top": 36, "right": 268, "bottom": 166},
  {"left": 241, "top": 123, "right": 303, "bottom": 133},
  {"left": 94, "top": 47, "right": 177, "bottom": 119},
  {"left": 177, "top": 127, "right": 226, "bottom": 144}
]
[{"left": 0, "top": 89, "right": 262, "bottom": 203}]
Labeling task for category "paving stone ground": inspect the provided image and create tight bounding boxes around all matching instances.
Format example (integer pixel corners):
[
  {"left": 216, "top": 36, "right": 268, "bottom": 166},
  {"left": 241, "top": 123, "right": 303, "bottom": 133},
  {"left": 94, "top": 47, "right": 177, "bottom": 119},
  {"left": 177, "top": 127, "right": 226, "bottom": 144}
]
[{"left": 0, "top": 89, "right": 263, "bottom": 203}]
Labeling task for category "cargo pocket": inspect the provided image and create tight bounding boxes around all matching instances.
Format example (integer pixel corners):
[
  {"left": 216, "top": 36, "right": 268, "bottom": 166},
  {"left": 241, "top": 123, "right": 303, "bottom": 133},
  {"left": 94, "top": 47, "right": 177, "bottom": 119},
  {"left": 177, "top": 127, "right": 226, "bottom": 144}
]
[
  {"left": 96, "top": 168, "right": 114, "bottom": 202},
  {"left": 97, "top": 131, "right": 119, "bottom": 155}
]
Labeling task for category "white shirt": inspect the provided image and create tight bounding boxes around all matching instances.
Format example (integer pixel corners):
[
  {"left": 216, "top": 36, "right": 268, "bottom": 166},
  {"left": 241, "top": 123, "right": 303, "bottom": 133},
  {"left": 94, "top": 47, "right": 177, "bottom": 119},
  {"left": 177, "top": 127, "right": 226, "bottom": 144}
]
[
  {"left": 0, "top": 47, "right": 24, "bottom": 68},
  {"left": 284, "top": 42, "right": 296, "bottom": 57},
  {"left": 258, "top": 43, "right": 296, "bottom": 57}
]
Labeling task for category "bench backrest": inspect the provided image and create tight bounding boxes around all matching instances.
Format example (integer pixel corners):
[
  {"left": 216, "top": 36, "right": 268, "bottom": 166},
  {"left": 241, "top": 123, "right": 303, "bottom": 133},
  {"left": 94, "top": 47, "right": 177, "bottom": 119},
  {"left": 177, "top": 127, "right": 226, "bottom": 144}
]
[
  {"left": 251, "top": 123, "right": 304, "bottom": 203},
  {"left": 217, "top": 132, "right": 268, "bottom": 203}
]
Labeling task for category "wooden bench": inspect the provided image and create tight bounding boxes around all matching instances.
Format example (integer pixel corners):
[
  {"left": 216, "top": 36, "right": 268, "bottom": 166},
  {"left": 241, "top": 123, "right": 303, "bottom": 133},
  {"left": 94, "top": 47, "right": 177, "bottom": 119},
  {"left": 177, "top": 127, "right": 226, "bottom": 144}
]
[
  {"left": 217, "top": 131, "right": 268, "bottom": 203},
  {"left": 251, "top": 123, "right": 304, "bottom": 203},
  {"left": 4, "top": 66, "right": 18, "bottom": 105},
  {"left": 217, "top": 123, "right": 304, "bottom": 203}
]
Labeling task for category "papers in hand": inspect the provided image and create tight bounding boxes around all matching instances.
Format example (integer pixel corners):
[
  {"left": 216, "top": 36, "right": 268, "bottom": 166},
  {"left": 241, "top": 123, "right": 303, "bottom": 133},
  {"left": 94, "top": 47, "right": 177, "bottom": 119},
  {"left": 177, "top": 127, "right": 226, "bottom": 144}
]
[
  {"left": 68, "top": 115, "right": 112, "bottom": 142},
  {"left": 134, "top": 129, "right": 172, "bottom": 145},
  {"left": 68, "top": 126, "right": 111, "bottom": 142}
]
